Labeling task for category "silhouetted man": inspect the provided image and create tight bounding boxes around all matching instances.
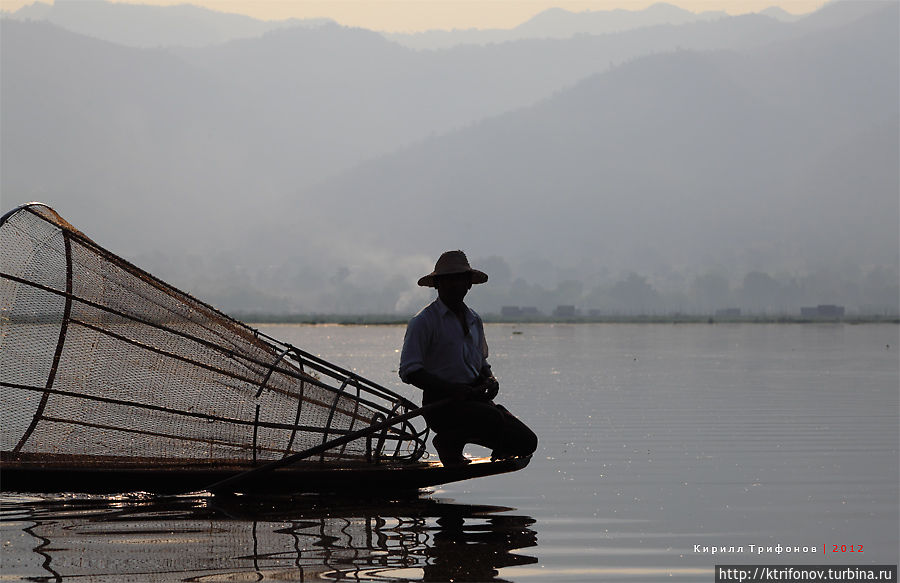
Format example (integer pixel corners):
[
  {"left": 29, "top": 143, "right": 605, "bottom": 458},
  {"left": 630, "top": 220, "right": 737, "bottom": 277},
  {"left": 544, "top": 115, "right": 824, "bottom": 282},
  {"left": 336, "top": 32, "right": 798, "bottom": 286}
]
[{"left": 399, "top": 250, "right": 538, "bottom": 466}]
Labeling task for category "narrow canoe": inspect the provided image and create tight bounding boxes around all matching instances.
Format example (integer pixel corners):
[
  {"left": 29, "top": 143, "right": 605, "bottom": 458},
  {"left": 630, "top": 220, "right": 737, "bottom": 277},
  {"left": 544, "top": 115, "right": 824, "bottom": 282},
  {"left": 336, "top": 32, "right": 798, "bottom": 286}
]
[{"left": 0, "top": 452, "right": 530, "bottom": 495}]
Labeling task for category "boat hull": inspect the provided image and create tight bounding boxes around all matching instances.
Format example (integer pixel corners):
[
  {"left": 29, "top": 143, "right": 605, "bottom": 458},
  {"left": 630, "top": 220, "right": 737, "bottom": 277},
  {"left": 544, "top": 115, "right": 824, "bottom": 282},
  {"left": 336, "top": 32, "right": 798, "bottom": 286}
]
[{"left": 0, "top": 454, "right": 530, "bottom": 495}]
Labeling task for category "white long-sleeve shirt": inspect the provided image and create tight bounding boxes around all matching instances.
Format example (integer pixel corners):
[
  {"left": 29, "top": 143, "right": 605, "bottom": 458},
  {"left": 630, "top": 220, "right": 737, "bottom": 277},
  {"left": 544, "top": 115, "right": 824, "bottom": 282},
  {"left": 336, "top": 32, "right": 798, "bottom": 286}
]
[{"left": 399, "top": 298, "right": 490, "bottom": 385}]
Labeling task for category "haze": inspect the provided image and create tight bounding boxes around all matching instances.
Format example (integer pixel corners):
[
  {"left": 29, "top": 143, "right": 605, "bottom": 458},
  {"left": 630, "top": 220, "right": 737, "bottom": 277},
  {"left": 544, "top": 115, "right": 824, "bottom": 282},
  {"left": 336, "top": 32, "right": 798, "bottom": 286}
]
[
  {"left": 0, "top": 0, "right": 828, "bottom": 31},
  {"left": 1, "top": 0, "right": 897, "bottom": 317}
]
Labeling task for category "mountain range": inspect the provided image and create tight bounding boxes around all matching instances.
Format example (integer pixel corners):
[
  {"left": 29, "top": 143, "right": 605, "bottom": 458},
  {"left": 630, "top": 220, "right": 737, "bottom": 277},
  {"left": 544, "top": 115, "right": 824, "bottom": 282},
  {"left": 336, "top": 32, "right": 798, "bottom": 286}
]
[
  {"left": 4, "top": 1, "right": 795, "bottom": 49},
  {"left": 1, "top": 1, "right": 897, "bottom": 314}
]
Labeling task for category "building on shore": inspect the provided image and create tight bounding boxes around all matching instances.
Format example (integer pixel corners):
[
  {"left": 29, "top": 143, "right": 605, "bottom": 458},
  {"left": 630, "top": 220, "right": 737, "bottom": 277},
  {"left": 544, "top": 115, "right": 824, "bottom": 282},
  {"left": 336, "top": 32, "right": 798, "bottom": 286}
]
[
  {"left": 501, "top": 306, "right": 541, "bottom": 318},
  {"left": 714, "top": 308, "right": 742, "bottom": 317},
  {"left": 553, "top": 305, "right": 578, "bottom": 318},
  {"left": 800, "top": 305, "right": 845, "bottom": 318}
]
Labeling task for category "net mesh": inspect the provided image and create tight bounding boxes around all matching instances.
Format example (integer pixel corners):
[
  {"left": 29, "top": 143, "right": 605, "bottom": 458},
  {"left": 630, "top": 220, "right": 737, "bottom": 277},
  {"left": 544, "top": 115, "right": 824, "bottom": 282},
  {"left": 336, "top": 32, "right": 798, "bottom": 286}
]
[{"left": 1, "top": 204, "right": 426, "bottom": 468}]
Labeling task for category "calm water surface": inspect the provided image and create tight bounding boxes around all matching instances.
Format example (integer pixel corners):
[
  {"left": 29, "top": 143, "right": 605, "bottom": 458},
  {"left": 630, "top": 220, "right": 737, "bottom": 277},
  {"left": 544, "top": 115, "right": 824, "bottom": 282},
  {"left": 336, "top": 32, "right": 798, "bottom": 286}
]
[{"left": 2, "top": 323, "right": 897, "bottom": 582}]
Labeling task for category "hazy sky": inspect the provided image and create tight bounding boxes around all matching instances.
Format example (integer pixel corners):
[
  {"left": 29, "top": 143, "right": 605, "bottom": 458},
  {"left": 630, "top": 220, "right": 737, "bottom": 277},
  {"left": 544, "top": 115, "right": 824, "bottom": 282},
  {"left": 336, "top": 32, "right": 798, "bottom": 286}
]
[{"left": 0, "top": 0, "right": 827, "bottom": 31}]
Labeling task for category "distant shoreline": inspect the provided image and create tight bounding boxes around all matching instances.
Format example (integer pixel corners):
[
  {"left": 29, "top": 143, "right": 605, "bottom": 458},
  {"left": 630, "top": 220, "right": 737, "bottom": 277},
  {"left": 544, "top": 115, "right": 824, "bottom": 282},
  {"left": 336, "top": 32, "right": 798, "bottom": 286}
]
[
  {"left": 8, "top": 313, "right": 897, "bottom": 326},
  {"left": 237, "top": 313, "right": 900, "bottom": 326}
]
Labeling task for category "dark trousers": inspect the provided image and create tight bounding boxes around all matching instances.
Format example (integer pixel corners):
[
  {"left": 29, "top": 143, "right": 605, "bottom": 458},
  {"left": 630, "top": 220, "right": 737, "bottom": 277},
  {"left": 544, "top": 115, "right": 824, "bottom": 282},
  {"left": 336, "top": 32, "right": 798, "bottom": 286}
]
[{"left": 423, "top": 396, "right": 538, "bottom": 458}]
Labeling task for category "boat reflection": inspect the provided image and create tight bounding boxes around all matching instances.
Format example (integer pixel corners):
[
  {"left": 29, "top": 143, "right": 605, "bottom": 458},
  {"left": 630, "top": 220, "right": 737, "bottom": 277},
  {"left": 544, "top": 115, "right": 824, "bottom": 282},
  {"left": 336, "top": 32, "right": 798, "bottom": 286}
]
[{"left": 1, "top": 493, "right": 537, "bottom": 582}]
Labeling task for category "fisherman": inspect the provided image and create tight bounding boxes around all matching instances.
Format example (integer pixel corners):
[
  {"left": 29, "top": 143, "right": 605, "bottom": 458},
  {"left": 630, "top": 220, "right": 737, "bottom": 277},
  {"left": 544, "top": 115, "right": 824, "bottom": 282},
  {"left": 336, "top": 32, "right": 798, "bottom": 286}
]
[{"left": 399, "top": 250, "right": 538, "bottom": 466}]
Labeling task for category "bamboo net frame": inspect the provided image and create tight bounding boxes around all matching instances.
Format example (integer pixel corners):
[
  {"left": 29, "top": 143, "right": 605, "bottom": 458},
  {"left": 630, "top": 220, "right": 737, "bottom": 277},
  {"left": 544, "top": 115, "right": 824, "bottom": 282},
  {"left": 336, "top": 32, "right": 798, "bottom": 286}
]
[{"left": 0, "top": 203, "right": 427, "bottom": 470}]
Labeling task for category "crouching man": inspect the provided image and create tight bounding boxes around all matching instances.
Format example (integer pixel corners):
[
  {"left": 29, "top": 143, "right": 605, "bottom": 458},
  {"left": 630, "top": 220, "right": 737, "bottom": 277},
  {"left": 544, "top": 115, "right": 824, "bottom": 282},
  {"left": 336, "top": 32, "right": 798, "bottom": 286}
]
[{"left": 399, "top": 250, "right": 538, "bottom": 466}]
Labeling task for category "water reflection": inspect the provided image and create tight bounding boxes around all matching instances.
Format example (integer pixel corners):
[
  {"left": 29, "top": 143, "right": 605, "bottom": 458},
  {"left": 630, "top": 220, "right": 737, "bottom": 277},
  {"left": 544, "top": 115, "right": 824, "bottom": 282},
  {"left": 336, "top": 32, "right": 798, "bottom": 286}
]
[{"left": 0, "top": 493, "right": 537, "bottom": 582}]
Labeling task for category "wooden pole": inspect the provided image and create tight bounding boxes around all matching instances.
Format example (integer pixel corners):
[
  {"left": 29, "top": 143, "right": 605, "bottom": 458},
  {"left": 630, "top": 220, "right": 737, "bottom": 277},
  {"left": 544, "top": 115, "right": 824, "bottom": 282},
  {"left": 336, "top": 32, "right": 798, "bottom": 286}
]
[{"left": 200, "top": 398, "right": 451, "bottom": 494}]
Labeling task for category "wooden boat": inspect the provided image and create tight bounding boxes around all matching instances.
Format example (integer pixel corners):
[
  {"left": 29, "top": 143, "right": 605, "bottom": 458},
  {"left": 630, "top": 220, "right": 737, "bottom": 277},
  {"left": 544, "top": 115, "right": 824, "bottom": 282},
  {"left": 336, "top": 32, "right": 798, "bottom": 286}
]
[
  {"left": 0, "top": 452, "right": 530, "bottom": 495},
  {"left": 0, "top": 203, "right": 529, "bottom": 495}
]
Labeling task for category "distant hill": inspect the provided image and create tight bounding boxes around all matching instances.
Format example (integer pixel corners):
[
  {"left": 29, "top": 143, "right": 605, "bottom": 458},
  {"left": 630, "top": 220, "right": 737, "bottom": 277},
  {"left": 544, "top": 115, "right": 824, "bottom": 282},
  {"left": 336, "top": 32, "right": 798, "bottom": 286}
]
[
  {"left": 259, "top": 1, "right": 898, "bottom": 309},
  {"left": 385, "top": 3, "right": 731, "bottom": 49},
  {"left": 4, "top": 0, "right": 795, "bottom": 51},
  {"left": 1, "top": 11, "right": 802, "bottom": 257},
  {"left": 0, "top": 19, "right": 237, "bottom": 253},
  {"left": 1, "top": 1, "right": 896, "bottom": 313},
  {"left": 4, "top": 0, "right": 330, "bottom": 47},
  {"left": 759, "top": 6, "right": 804, "bottom": 22}
]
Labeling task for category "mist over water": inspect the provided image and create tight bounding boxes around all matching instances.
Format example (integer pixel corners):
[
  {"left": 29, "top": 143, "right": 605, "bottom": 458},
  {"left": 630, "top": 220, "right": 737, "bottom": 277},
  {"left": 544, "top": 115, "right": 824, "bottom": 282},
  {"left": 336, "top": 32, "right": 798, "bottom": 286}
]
[{"left": 1, "top": 1, "right": 897, "bottom": 316}]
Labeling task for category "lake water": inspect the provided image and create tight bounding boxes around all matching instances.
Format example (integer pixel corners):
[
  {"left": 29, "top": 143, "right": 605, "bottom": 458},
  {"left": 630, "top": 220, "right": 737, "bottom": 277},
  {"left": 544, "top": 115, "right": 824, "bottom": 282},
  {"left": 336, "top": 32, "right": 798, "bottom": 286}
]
[{"left": 2, "top": 323, "right": 897, "bottom": 582}]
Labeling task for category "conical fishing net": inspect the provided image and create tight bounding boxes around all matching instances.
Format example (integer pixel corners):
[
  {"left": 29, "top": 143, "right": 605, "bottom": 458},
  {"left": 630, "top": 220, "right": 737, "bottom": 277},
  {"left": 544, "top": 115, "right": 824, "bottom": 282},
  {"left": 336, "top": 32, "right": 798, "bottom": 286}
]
[{"left": 1, "top": 203, "right": 427, "bottom": 471}]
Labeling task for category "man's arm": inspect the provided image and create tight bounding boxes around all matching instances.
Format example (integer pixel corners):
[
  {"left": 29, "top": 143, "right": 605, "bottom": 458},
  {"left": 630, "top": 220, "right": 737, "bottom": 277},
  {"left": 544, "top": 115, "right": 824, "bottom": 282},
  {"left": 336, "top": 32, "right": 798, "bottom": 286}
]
[{"left": 472, "top": 314, "right": 499, "bottom": 401}]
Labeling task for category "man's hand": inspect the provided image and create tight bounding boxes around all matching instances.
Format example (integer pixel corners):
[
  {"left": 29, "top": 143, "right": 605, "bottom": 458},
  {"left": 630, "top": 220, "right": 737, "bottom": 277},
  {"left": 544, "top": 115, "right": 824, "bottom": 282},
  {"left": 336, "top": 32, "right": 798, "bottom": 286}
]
[
  {"left": 405, "top": 369, "right": 498, "bottom": 402},
  {"left": 470, "top": 375, "right": 499, "bottom": 402}
]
